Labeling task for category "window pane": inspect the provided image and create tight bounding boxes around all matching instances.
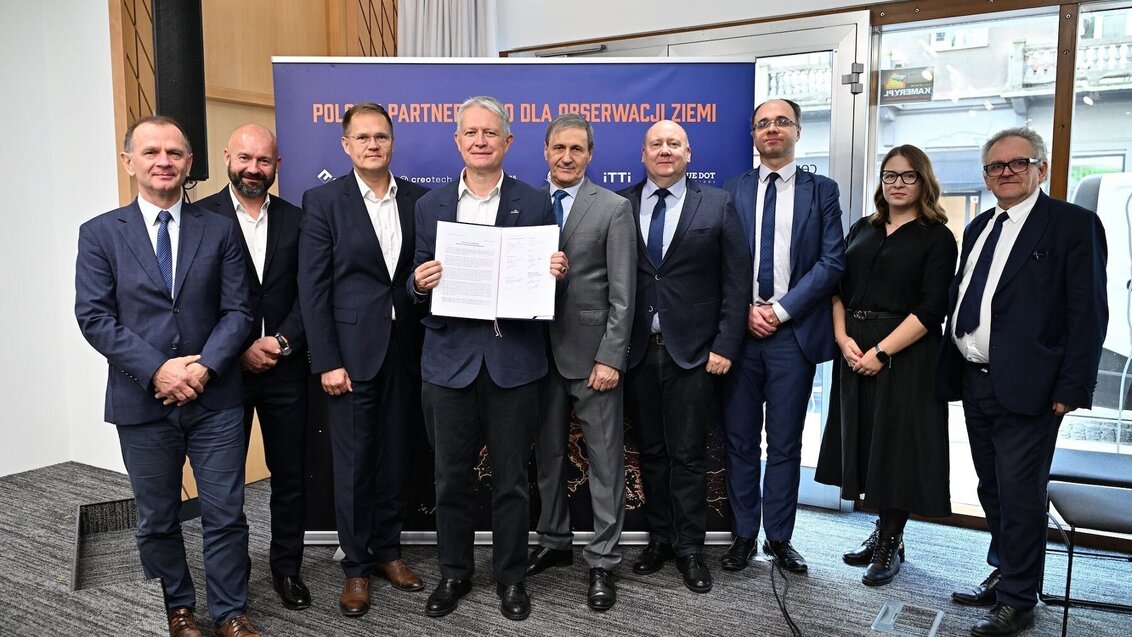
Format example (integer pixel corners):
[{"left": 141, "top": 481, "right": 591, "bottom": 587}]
[
  {"left": 876, "top": 11, "right": 1061, "bottom": 510},
  {"left": 1064, "top": 4, "right": 1132, "bottom": 457}
]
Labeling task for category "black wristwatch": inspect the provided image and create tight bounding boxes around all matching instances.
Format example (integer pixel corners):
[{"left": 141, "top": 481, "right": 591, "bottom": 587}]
[
  {"left": 274, "top": 333, "right": 293, "bottom": 357},
  {"left": 874, "top": 345, "right": 890, "bottom": 365}
]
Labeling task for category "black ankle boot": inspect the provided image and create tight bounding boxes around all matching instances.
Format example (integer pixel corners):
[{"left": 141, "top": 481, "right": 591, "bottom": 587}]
[
  {"left": 843, "top": 520, "right": 880, "bottom": 566},
  {"left": 862, "top": 532, "right": 904, "bottom": 586}
]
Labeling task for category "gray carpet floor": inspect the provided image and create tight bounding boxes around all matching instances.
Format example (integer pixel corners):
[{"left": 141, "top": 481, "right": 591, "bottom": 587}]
[{"left": 1, "top": 462, "right": 1129, "bottom": 636}]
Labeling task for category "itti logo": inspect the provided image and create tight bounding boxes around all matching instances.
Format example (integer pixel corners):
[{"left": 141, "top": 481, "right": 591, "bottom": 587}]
[{"left": 317, "top": 169, "right": 333, "bottom": 183}]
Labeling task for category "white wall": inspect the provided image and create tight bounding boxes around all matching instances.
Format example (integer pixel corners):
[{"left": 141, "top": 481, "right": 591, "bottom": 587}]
[
  {"left": 0, "top": 1, "right": 124, "bottom": 476},
  {"left": 494, "top": 0, "right": 861, "bottom": 53}
]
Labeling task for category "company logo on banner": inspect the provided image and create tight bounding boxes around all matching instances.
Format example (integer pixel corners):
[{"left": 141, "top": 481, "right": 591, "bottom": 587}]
[
  {"left": 272, "top": 59, "right": 757, "bottom": 204},
  {"left": 879, "top": 67, "right": 934, "bottom": 104}
]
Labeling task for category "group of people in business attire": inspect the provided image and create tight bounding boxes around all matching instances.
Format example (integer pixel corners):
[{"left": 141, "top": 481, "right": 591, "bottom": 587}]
[{"left": 75, "top": 92, "right": 1106, "bottom": 637}]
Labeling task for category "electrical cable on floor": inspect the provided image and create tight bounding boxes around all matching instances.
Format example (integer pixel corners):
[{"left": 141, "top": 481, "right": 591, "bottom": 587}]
[{"left": 768, "top": 555, "right": 803, "bottom": 636}]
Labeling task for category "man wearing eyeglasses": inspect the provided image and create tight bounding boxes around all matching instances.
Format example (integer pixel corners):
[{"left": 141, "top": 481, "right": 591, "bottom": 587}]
[
  {"left": 298, "top": 102, "right": 430, "bottom": 617},
  {"left": 938, "top": 128, "right": 1107, "bottom": 637},
  {"left": 720, "top": 99, "right": 846, "bottom": 575}
]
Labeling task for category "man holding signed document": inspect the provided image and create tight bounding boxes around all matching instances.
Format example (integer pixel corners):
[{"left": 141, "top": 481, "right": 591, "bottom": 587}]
[{"left": 411, "top": 95, "right": 568, "bottom": 621}]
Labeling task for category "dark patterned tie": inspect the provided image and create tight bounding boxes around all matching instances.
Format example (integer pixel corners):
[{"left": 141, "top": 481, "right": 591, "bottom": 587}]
[
  {"left": 156, "top": 210, "right": 173, "bottom": 296},
  {"left": 647, "top": 188, "right": 670, "bottom": 268},
  {"left": 757, "top": 172, "right": 780, "bottom": 301},
  {"left": 552, "top": 189, "right": 568, "bottom": 228},
  {"left": 955, "top": 211, "right": 1010, "bottom": 337}
]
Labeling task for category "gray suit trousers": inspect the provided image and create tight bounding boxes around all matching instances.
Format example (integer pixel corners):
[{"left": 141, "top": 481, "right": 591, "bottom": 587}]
[{"left": 535, "top": 367, "right": 626, "bottom": 570}]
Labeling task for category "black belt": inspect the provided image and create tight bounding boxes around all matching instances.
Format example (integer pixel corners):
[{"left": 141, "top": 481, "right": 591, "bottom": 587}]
[
  {"left": 649, "top": 333, "right": 665, "bottom": 346},
  {"left": 846, "top": 309, "right": 904, "bottom": 320},
  {"left": 964, "top": 360, "right": 990, "bottom": 374}
]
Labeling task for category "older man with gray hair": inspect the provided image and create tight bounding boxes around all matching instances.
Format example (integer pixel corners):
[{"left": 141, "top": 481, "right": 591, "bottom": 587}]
[
  {"left": 526, "top": 113, "right": 636, "bottom": 612},
  {"left": 411, "top": 96, "right": 568, "bottom": 621}
]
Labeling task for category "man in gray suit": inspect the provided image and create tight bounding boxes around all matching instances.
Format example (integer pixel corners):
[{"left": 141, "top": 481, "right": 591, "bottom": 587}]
[{"left": 527, "top": 113, "right": 636, "bottom": 611}]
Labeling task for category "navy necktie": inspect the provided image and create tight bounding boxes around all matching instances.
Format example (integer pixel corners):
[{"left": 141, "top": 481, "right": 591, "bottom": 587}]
[
  {"left": 647, "top": 187, "right": 670, "bottom": 268},
  {"left": 757, "top": 172, "right": 780, "bottom": 301},
  {"left": 156, "top": 210, "right": 173, "bottom": 296},
  {"left": 552, "top": 189, "right": 568, "bottom": 228},
  {"left": 955, "top": 211, "right": 1010, "bottom": 337}
]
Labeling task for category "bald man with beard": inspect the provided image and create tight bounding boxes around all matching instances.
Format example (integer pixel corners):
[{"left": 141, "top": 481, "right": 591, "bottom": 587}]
[{"left": 197, "top": 124, "right": 312, "bottom": 611}]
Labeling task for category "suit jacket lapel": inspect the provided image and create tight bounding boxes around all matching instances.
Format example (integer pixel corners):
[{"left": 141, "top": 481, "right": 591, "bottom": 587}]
[
  {"left": 664, "top": 178, "right": 700, "bottom": 265},
  {"left": 790, "top": 170, "right": 815, "bottom": 268},
  {"left": 739, "top": 169, "right": 757, "bottom": 254},
  {"left": 341, "top": 176, "right": 391, "bottom": 282},
  {"left": 261, "top": 197, "right": 283, "bottom": 282},
  {"left": 496, "top": 176, "right": 522, "bottom": 228},
  {"left": 393, "top": 178, "right": 416, "bottom": 280},
  {"left": 118, "top": 202, "right": 170, "bottom": 296},
  {"left": 560, "top": 178, "right": 595, "bottom": 245},
  {"left": 209, "top": 189, "right": 259, "bottom": 290},
  {"left": 996, "top": 192, "right": 1052, "bottom": 292},
  {"left": 624, "top": 182, "right": 654, "bottom": 274},
  {"left": 174, "top": 204, "right": 205, "bottom": 301}
]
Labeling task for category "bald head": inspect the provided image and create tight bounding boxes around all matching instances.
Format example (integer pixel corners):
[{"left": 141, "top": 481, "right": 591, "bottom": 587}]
[
  {"left": 224, "top": 124, "right": 279, "bottom": 200},
  {"left": 641, "top": 119, "right": 691, "bottom": 188}
]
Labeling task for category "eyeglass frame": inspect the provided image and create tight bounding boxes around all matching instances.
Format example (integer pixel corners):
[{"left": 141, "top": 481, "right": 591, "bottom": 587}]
[
  {"left": 345, "top": 133, "right": 394, "bottom": 146},
  {"left": 982, "top": 156, "right": 1040, "bottom": 177},
  {"left": 880, "top": 170, "right": 921, "bottom": 185},
  {"left": 751, "top": 116, "right": 799, "bottom": 132}
]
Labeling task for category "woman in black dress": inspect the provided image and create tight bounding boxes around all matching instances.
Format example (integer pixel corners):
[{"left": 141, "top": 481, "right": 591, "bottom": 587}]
[{"left": 815, "top": 145, "right": 957, "bottom": 586}]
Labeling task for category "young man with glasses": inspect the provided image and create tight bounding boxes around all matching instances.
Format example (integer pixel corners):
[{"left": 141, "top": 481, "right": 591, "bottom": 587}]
[
  {"left": 298, "top": 102, "right": 430, "bottom": 618},
  {"left": 720, "top": 98, "right": 846, "bottom": 575},
  {"left": 938, "top": 128, "right": 1107, "bottom": 637}
]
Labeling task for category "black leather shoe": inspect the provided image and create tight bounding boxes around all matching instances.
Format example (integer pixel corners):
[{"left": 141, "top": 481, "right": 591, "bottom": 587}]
[
  {"left": 952, "top": 569, "right": 1001, "bottom": 607},
  {"left": 764, "top": 540, "right": 808, "bottom": 574},
  {"left": 676, "top": 553, "right": 713, "bottom": 593},
  {"left": 632, "top": 541, "right": 676, "bottom": 575},
  {"left": 844, "top": 520, "right": 882, "bottom": 566},
  {"left": 587, "top": 567, "right": 616, "bottom": 611},
  {"left": 970, "top": 603, "right": 1034, "bottom": 636},
  {"left": 272, "top": 574, "right": 312, "bottom": 610},
  {"left": 425, "top": 578, "right": 472, "bottom": 618},
  {"left": 497, "top": 581, "right": 531, "bottom": 620},
  {"left": 862, "top": 532, "right": 903, "bottom": 587},
  {"left": 720, "top": 536, "right": 758, "bottom": 572},
  {"left": 526, "top": 546, "right": 572, "bottom": 576}
]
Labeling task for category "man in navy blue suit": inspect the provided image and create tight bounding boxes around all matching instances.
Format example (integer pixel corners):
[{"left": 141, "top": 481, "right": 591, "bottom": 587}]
[
  {"left": 298, "top": 103, "right": 429, "bottom": 618},
  {"left": 411, "top": 96, "right": 567, "bottom": 621},
  {"left": 939, "top": 128, "right": 1107, "bottom": 637},
  {"left": 197, "top": 124, "right": 310, "bottom": 611},
  {"left": 619, "top": 119, "right": 750, "bottom": 594},
  {"left": 720, "top": 99, "right": 845, "bottom": 575},
  {"left": 75, "top": 116, "right": 258, "bottom": 637}
]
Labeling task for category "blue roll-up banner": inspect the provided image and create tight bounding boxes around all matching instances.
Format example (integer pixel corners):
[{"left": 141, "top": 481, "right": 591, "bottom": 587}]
[{"left": 274, "top": 58, "right": 757, "bottom": 537}]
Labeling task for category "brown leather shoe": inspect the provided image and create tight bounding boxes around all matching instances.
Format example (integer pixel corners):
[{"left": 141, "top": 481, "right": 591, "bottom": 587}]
[
  {"left": 214, "top": 614, "right": 261, "bottom": 637},
  {"left": 167, "top": 607, "right": 202, "bottom": 637},
  {"left": 340, "top": 576, "right": 371, "bottom": 617},
  {"left": 378, "top": 559, "right": 424, "bottom": 591}
]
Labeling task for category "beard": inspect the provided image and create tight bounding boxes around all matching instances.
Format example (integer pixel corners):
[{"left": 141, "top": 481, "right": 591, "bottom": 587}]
[{"left": 229, "top": 167, "right": 275, "bottom": 198}]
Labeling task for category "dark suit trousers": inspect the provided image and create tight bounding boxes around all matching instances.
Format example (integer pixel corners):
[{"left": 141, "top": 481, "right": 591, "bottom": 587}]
[
  {"left": 721, "top": 325, "right": 815, "bottom": 541},
  {"left": 424, "top": 367, "right": 539, "bottom": 586},
  {"left": 535, "top": 367, "right": 626, "bottom": 570},
  {"left": 962, "top": 364, "right": 1061, "bottom": 610},
  {"left": 242, "top": 370, "right": 308, "bottom": 577},
  {"left": 627, "top": 340, "right": 717, "bottom": 556},
  {"left": 116, "top": 404, "right": 248, "bottom": 625},
  {"left": 327, "top": 326, "right": 411, "bottom": 577}
]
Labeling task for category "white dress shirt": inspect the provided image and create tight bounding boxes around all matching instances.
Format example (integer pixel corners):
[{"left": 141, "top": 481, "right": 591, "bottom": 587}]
[
  {"left": 753, "top": 162, "right": 797, "bottom": 323},
  {"left": 457, "top": 170, "right": 504, "bottom": 226},
  {"left": 952, "top": 187, "right": 1041, "bottom": 363},
  {"left": 355, "top": 171, "right": 402, "bottom": 319},
  {"left": 229, "top": 186, "right": 270, "bottom": 284},
  {"left": 137, "top": 195, "right": 182, "bottom": 286}
]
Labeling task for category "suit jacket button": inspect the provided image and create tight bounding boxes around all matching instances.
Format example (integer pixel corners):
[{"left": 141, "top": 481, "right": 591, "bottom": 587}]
[
  {"left": 173, "top": 308, "right": 180, "bottom": 313},
  {"left": 654, "top": 274, "right": 661, "bottom": 280},
  {"left": 171, "top": 344, "right": 178, "bottom": 351},
  {"left": 648, "top": 306, "right": 655, "bottom": 313}
]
